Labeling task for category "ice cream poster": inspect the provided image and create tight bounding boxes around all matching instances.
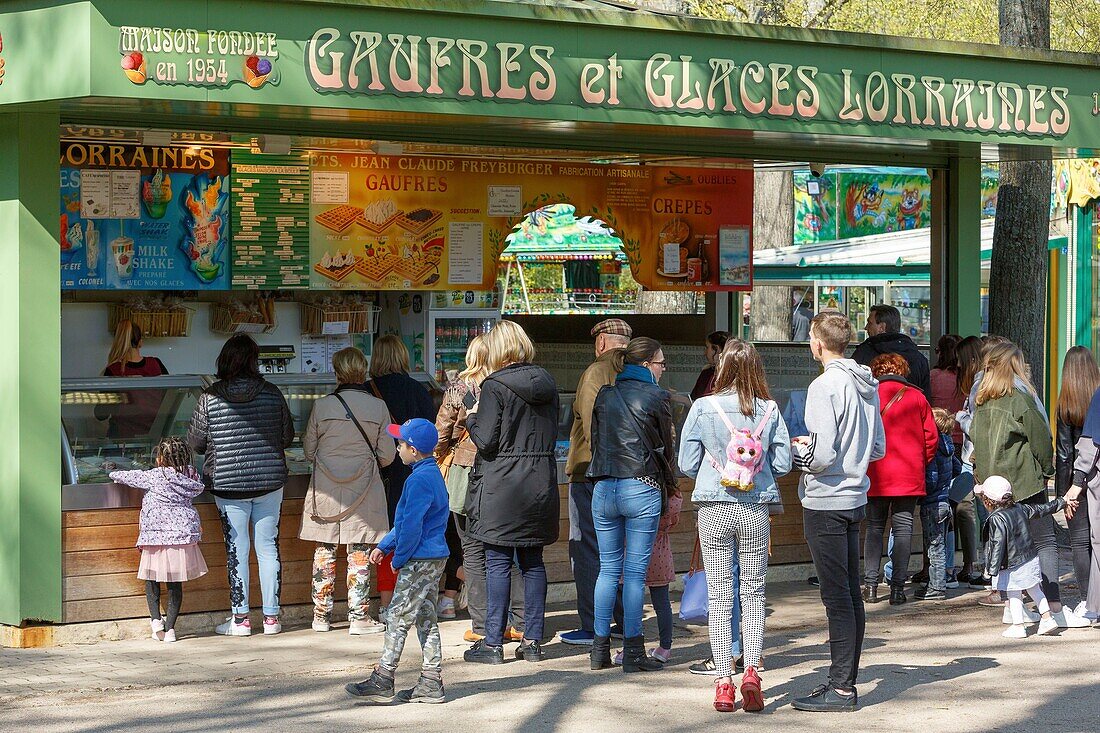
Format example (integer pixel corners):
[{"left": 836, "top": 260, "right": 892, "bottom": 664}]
[{"left": 60, "top": 143, "right": 231, "bottom": 290}]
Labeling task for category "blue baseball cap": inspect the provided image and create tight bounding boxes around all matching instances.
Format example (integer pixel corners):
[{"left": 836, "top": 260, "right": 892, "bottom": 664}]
[{"left": 387, "top": 418, "right": 439, "bottom": 454}]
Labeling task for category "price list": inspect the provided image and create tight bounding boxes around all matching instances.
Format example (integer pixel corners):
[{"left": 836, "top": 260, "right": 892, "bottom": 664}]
[{"left": 231, "top": 152, "right": 310, "bottom": 289}]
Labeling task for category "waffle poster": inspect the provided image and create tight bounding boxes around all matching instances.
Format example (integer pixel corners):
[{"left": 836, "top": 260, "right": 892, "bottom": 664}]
[
  {"left": 307, "top": 153, "right": 752, "bottom": 291},
  {"left": 60, "top": 143, "right": 231, "bottom": 290}
]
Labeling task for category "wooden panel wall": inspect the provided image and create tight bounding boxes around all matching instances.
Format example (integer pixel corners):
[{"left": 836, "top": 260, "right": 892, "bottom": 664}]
[{"left": 61, "top": 475, "right": 811, "bottom": 623}]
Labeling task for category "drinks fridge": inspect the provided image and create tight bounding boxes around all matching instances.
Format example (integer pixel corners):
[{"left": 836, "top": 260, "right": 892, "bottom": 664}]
[{"left": 426, "top": 290, "right": 501, "bottom": 385}]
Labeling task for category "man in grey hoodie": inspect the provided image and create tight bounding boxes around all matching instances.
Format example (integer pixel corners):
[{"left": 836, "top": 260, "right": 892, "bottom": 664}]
[{"left": 790, "top": 312, "right": 885, "bottom": 713}]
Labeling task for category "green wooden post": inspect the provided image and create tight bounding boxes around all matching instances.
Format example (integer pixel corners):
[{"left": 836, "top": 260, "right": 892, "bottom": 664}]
[
  {"left": 0, "top": 109, "right": 62, "bottom": 626},
  {"left": 1075, "top": 205, "right": 1094, "bottom": 350},
  {"left": 945, "top": 156, "right": 983, "bottom": 337}
]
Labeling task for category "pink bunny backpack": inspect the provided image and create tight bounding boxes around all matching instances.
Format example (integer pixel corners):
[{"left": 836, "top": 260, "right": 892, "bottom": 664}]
[{"left": 706, "top": 398, "right": 776, "bottom": 492}]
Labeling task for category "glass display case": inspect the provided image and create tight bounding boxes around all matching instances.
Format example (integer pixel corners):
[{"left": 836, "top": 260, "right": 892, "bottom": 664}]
[{"left": 62, "top": 376, "right": 209, "bottom": 488}]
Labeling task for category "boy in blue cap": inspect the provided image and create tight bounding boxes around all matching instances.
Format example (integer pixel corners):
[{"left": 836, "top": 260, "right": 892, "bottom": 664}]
[{"left": 346, "top": 418, "right": 451, "bottom": 704}]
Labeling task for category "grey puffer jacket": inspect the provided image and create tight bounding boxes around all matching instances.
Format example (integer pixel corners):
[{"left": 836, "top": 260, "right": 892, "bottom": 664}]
[{"left": 187, "top": 377, "right": 295, "bottom": 499}]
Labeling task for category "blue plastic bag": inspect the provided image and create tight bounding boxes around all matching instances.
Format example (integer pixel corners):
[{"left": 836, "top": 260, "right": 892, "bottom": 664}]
[{"left": 679, "top": 567, "right": 709, "bottom": 624}]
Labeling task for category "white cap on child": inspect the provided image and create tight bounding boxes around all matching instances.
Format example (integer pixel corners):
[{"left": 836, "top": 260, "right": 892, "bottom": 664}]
[{"left": 974, "top": 475, "right": 1013, "bottom": 501}]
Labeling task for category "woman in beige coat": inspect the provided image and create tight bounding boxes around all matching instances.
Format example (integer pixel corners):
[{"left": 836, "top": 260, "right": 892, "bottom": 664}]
[{"left": 300, "top": 347, "right": 395, "bottom": 635}]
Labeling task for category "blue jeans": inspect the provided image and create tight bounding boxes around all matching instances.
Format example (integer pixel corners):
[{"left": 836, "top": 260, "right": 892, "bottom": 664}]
[
  {"left": 921, "top": 502, "right": 951, "bottom": 592},
  {"left": 484, "top": 544, "right": 545, "bottom": 646},
  {"left": 215, "top": 488, "right": 283, "bottom": 616},
  {"left": 593, "top": 478, "right": 662, "bottom": 639}
]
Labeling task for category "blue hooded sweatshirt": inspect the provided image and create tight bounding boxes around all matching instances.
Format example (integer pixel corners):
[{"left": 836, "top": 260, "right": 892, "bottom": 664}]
[{"left": 377, "top": 457, "right": 450, "bottom": 569}]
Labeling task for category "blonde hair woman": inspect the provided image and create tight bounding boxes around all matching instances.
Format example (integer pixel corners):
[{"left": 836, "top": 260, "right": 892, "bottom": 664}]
[
  {"left": 367, "top": 333, "right": 435, "bottom": 616},
  {"left": 463, "top": 321, "right": 559, "bottom": 664},
  {"left": 300, "top": 347, "right": 396, "bottom": 635},
  {"left": 971, "top": 341, "right": 1084, "bottom": 627},
  {"left": 437, "top": 335, "right": 525, "bottom": 639},
  {"left": 97, "top": 319, "right": 169, "bottom": 438}
]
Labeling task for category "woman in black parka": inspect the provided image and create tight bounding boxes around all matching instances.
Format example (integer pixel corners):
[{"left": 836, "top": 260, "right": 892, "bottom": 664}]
[{"left": 463, "top": 320, "right": 559, "bottom": 665}]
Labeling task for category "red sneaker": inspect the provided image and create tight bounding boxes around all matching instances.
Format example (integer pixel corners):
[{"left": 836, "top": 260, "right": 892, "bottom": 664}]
[
  {"left": 714, "top": 680, "right": 736, "bottom": 713},
  {"left": 740, "top": 667, "right": 765, "bottom": 712}
]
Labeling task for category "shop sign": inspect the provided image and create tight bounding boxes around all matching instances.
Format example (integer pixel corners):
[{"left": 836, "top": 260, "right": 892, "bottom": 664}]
[
  {"left": 305, "top": 27, "right": 1072, "bottom": 141},
  {"left": 308, "top": 153, "right": 751, "bottom": 292},
  {"left": 118, "top": 26, "right": 280, "bottom": 88},
  {"left": 60, "top": 143, "right": 231, "bottom": 290}
]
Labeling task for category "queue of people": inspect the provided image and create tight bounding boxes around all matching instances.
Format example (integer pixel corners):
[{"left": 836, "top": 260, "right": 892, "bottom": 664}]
[{"left": 111, "top": 309, "right": 1100, "bottom": 711}]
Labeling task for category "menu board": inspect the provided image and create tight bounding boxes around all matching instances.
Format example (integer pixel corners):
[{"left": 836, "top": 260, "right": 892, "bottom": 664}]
[
  {"left": 308, "top": 153, "right": 752, "bottom": 292},
  {"left": 231, "top": 151, "right": 311, "bottom": 289},
  {"left": 60, "top": 143, "right": 231, "bottom": 290}
]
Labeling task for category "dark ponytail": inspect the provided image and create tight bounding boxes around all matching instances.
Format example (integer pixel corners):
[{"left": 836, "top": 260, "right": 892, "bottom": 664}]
[{"left": 610, "top": 337, "right": 663, "bottom": 373}]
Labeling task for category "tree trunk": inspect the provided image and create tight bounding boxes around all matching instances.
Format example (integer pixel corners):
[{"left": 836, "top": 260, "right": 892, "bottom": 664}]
[
  {"left": 989, "top": 0, "right": 1050, "bottom": 384},
  {"left": 750, "top": 170, "right": 795, "bottom": 341},
  {"left": 637, "top": 290, "right": 697, "bottom": 314}
]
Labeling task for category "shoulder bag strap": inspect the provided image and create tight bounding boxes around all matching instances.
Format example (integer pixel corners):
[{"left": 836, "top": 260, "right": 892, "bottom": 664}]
[
  {"left": 309, "top": 393, "right": 381, "bottom": 524},
  {"left": 880, "top": 386, "right": 909, "bottom": 417}
]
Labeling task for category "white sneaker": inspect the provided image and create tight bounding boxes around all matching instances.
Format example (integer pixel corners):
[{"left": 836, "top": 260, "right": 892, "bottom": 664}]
[
  {"left": 163, "top": 629, "right": 177, "bottom": 643},
  {"left": 263, "top": 616, "right": 282, "bottom": 635},
  {"left": 438, "top": 598, "right": 456, "bottom": 620},
  {"left": 349, "top": 619, "right": 385, "bottom": 635},
  {"left": 1073, "top": 600, "right": 1099, "bottom": 622},
  {"left": 1038, "top": 616, "right": 1059, "bottom": 635},
  {"left": 312, "top": 618, "right": 331, "bottom": 633},
  {"left": 1053, "top": 607, "right": 1091, "bottom": 628},
  {"left": 215, "top": 616, "right": 252, "bottom": 637},
  {"left": 150, "top": 618, "right": 165, "bottom": 641},
  {"left": 1002, "top": 624, "right": 1028, "bottom": 639},
  {"left": 1002, "top": 605, "right": 1041, "bottom": 624}
]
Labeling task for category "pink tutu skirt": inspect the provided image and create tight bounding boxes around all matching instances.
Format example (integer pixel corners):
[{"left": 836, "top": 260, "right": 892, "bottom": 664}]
[{"left": 138, "top": 543, "right": 208, "bottom": 582}]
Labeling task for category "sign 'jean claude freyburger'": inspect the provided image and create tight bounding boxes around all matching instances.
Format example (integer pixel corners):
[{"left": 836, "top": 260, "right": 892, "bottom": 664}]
[{"left": 303, "top": 28, "right": 1072, "bottom": 139}]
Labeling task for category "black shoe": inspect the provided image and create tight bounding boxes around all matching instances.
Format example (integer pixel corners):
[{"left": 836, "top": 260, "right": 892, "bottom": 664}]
[
  {"left": 515, "top": 639, "right": 545, "bottom": 662},
  {"left": 688, "top": 656, "right": 716, "bottom": 676},
  {"left": 463, "top": 639, "right": 505, "bottom": 665},
  {"left": 590, "top": 635, "right": 613, "bottom": 670},
  {"left": 914, "top": 586, "right": 946, "bottom": 601},
  {"left": 622, "top": 636, "right": 663, "bottom": 673},
  {"left": 609, "top": 624, "right": 625, "bottom": 640},
  {"left": 911, "top": 571, "right": 929, "bottom": 586},
  {"left": 395, "top": 675, "right": 445, "bottom": 704},
  {"left": 792, "top": 684, "right": 858, "bottom": 712},
  {"left": 889, "top": 585, "right": 907, "bottom": 606},
  {"left": 346, "top": 670, "right": 396, "bottom": 703},
  {"left": 808, "top": 576, "right": 820, "bottom": 587},
  {"left": 862, "top": 584, "right": 882, "bottom": 604}
]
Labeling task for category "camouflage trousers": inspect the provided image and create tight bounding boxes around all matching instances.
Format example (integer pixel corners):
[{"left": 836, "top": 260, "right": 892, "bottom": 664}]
[
  {"left": 380, "top": 558, "right": 446, "bottom": 674},
  {"left": 312, "top": 543, "right": 373, "bottom": 622}
]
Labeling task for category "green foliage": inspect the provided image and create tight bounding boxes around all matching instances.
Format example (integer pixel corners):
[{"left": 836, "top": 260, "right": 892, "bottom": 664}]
[{"left": 685, "top": 0, "right": 1099, "bottom": 53}]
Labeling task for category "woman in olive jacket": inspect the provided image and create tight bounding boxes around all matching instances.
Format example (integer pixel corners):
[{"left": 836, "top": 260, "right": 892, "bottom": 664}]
[
  {"left": 463, "top": 321, "right": 559, "bottom": 665},
  {"left": 969, "top": 342, "right": 1081, "bottom": 624}
]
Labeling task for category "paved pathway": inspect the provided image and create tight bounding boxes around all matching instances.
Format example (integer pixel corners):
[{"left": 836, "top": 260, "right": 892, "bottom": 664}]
[{"left": 2, "top": 581, "right": 1097, "bottom": 733}]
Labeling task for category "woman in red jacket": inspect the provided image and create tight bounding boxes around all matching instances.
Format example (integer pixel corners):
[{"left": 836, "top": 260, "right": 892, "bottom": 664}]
[{"left": 864, "top": 353, "right": 938, "bottom": 606}]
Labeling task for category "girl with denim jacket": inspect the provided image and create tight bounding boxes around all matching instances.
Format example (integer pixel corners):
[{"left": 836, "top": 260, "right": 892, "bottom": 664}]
[{"left": 678, "top": 340, "right": 791, "bottom": 714}]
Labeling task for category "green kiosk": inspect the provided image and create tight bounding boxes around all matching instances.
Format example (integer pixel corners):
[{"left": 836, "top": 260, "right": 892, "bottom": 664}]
[{"left": 1, "top": 0, "right": 1094, "bottom": 642}]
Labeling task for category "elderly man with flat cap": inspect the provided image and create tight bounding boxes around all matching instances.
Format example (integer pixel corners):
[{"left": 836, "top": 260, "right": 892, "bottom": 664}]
[{"left": 561, "top": 318, "right": 632, "bottom": 645}]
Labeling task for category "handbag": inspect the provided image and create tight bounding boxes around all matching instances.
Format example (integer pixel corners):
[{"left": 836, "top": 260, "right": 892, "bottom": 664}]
[
  {"left": 308, "top": 392, "right": 382, "bottom": 524},
  {"left": 678, "top": 537, "right": 709, "bottom": 624}
]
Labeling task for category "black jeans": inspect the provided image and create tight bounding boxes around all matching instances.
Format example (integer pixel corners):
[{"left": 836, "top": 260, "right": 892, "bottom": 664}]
[
  {"left": 1065, "top": 488, "right": 1092, "bottom": 595},
  {"left": 804, "top": 506, "right": 867, "bottom": 690},
  {"left": 569, "top": 481, "right": 623, "bottom": 632},
  {"left": 1020, "top": 490, "right": 1061, "bottom": 603},
  {"left": 485, "top": 544, "right": 546, "bottom": 646},
  {"left": 455, "top": 515, "right": 524, "bottom": 635},
  {"left": 864, "top": 496, "right": 918, "bottom": 587}
]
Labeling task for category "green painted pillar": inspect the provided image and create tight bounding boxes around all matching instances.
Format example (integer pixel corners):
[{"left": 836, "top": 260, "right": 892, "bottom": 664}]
[
  {"left": 935, "top": 155, "right": 983, "bottom": 338},
  {"left": 0, "top": 108, "right": 62, "bottom": 626}
]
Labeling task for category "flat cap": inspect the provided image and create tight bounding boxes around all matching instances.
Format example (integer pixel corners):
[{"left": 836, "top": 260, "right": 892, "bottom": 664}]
[{"left": 591, "top": 318, "right": 632, "bottom": 338}]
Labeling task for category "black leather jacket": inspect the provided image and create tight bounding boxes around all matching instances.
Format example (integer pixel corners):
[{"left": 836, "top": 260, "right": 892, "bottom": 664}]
[
  {"left": 587, "top": 377, "right": 676, "bottom": 485},
  {"left": 187, "top": 377, "right": 295, "bottom": 499},
  {"left": 1055, "top": 418, "right": 1082, "bottom": 497},
  {"left": 983, "top": 497, "right": 1065, "bottom": 574}
]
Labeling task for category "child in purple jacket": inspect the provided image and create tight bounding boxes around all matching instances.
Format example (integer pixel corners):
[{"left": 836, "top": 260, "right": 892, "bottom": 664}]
[{"left": 110, "top": 437, "right": 208, "bottom": 642}]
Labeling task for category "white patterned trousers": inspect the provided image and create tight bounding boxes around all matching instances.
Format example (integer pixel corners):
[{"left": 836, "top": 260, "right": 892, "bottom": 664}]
[{"left": 697, "top": 502, "right": 770, "bottom": 678}]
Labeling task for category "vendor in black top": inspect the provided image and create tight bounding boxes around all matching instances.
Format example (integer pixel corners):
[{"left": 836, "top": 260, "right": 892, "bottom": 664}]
[
  {"left": 690, "top": 330, "right": 729, "bottom": 401},
  {"left": 98, "top": 320, "right": 169, "bottom": 438}
]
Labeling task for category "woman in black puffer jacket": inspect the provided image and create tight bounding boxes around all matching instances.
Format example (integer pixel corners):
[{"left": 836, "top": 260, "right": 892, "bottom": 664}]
[
  {"left": 463, "top": 321, "right": 559, "bottom": 665},
  {"left": 188, "top": 334, "right": 294, "bottom": 637}
]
